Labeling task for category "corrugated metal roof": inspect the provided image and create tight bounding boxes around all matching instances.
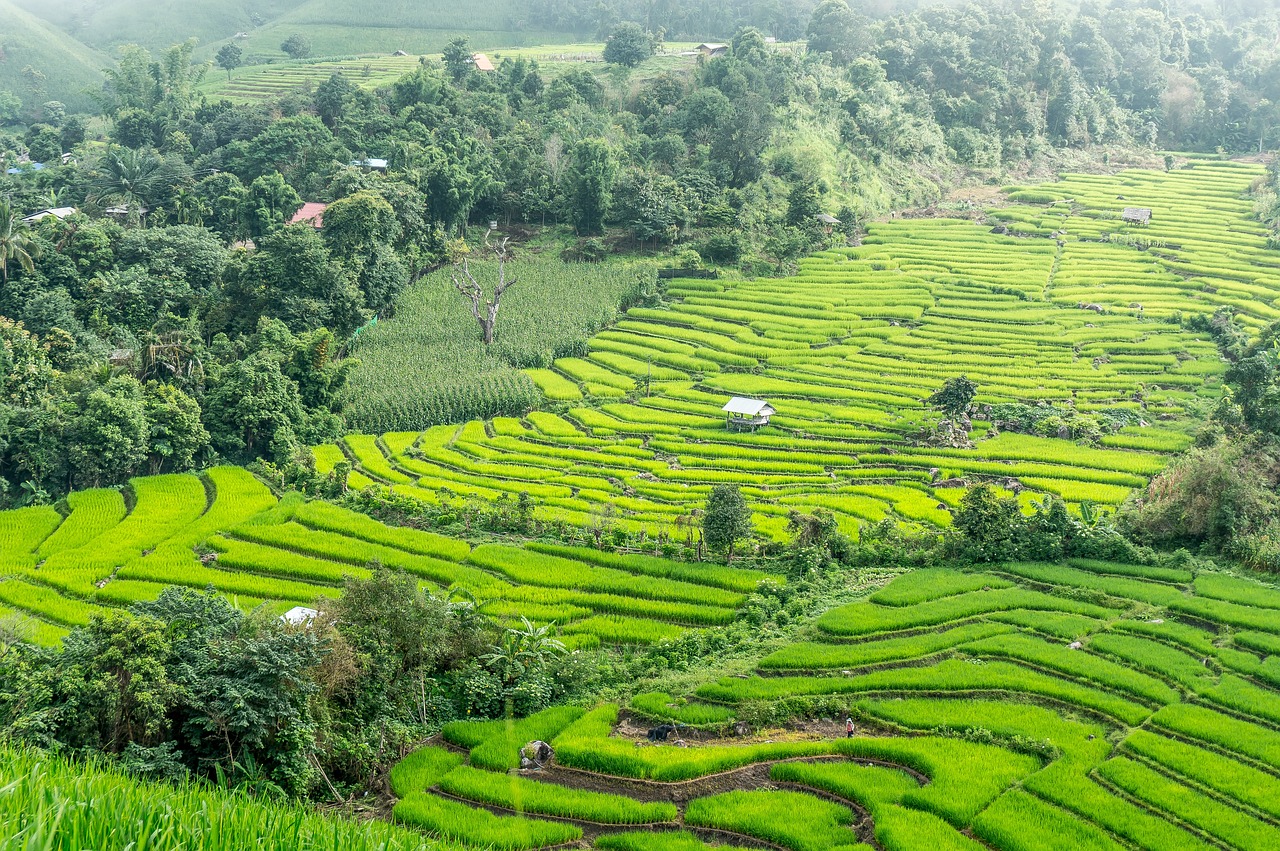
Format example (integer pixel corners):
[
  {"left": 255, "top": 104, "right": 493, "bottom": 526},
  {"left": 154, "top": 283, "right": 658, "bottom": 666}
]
[
  {"left": 1121, "top": 207, "right": 1152, "bottom": 223},
  {"left": 22, "top": 207, "right": 76, "bottom": 223},
  {"left": 722, "top": 397, "right": 773, "bottom": 416},
  {"left": 290, "top": 201, "right": 328, "bottom": 227},
  {"left": 472, "top": 53, "right": 495, "bottom": 71}
]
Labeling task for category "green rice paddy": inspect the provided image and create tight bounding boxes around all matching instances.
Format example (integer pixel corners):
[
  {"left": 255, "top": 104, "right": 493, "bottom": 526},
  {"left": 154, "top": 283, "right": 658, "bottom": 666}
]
[
  {"left": 317, "top": 160, "right": 1273, "bottom": 540},
  {"left": 0, "top": 467, "right": 776, "bottom": 649},
  {"left": 392, "top": 560, "right": 1280, "bottom": 851}
]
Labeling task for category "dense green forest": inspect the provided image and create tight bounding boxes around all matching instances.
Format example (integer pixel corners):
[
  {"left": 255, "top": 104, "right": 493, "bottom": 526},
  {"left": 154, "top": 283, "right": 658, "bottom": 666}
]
[{"left": 1, "top": 0, "right": 1276, "bottom": 506}]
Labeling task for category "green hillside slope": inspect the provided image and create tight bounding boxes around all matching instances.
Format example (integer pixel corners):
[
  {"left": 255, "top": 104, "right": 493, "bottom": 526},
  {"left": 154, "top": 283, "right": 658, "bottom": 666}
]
[
  {"left": 0, "top": 0, "right": 107, "bottom": 113},
  {"left": 10, "top": 0, "right": 308, "bottom": 52},
  {"left": 212, "top": 0, "right": 569, "bottom": 60},
  {"left": 15, "top": 0, "right": 579, "bottom": 61}
]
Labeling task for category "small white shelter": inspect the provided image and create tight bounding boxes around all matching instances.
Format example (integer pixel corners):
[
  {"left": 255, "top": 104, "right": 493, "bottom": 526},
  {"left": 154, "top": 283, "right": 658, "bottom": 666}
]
[
  {"left": 105, "top": 204, "right": 148, "bottom": 217},
  {"left": 349, "top": 157, "right": 389, "bottom": 170},
  {"left": 280, "top": 606, "right": 319, "bottom": 626},
  {"left": 22, "top": 207, "right": 76, "bottom": 223},
  {"left": 722, "top": 397, "right": 774, "bottom": 431}
]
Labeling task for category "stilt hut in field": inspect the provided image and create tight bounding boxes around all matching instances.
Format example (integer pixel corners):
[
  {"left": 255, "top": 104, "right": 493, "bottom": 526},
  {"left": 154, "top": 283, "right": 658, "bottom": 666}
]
[{"left": 723, "top": 397, "right": 775, "bottom": 431}]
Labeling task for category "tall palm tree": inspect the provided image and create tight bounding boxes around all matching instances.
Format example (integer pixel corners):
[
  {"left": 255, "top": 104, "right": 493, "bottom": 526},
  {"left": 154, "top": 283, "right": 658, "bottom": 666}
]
[
  {"left": 0, "top": 199, "right": 40, "bottom": 283},
  {"left": 172, "top": 186, "right": 208, "bottom": 226},
  {"left": 90, "top": 147, "right": 162, "bottom": 220}
]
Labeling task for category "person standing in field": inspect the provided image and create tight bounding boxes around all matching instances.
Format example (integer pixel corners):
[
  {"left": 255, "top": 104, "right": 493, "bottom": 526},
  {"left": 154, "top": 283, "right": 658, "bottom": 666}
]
[{"left": 845, "top": 717, "right": 855, "bottom": 738}]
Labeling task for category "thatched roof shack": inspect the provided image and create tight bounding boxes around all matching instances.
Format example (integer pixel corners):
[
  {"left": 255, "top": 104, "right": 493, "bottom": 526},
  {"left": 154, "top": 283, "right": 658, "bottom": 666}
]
[
  {"left": 723, "top": 397, "right": 775, "bottom": 431},
  {"left": 1121, "top": 207, "right": 1152, "bottom": 225}
]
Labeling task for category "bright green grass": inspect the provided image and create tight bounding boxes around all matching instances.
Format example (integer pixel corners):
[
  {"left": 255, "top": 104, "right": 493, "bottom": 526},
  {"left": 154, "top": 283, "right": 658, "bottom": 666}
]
[
  {"left": 437, "top": 765, "right": 676, "bottom": 825},
  {"left": 392, "top": 792, "right": 581, "bottom": 849},
  {"left": 0, "top": 746, "right": 450, "bottom": 850},
  {"left": 684, "top": 790, "right": 867, "bottom": 851}
]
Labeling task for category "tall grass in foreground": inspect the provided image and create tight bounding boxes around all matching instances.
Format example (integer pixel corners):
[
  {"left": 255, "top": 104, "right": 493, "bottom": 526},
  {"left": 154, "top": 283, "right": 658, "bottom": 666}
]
[{"left": 0, "top": 747, "right": 447, "bottom": 850}]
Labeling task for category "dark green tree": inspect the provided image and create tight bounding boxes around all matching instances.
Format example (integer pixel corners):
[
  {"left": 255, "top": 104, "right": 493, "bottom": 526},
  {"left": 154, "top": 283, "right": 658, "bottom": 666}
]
[
  {"left": 216, "top": 44, "right": 243, "bottom": 81},
  {"left": 710, "top": 94, "right": 773, "bottom": 187},
  {"left": 928, "top": 376, "right": 978, "bottom": 420},
  {"left": 243, "top": 173, "right": 303, "bottom": 239},
  {"left": 569, "top": 138, "right": 616, "bottom": 235},
  {"left": 442, "top": 37, "right": 474, "bottom": 83},
  {"left": 315, "top": 73, "right": 354, "bottom": 128},
  {"left": 280, "top": 34, "right": 312, "bottom": 59},
  {"left": 143, "top": 381, "right": 210, "bottom": 474},
  {"left": 807, "top": 0, "right": 862, "bottom": 65},
  {"left": 195, "top": 172, "right": 249, "bottom": 241},
  {"left": 0, "top": 200, "right": 39, "bottom": 283},
  {"left": 203, "top": 348, "right": 307, "bottom": 460},
  {"left": 67, "top": 377, "right": 150, "bottom": 489},
  {"left": 953, "top": 484, "right": 1020, "bottom": 562},
  {"left": 56, "top": 611, "right": 174, "bottom": 752},
  {"left": 90, "top": 147, "right": 163, "bottom": 219},
  {"left": 603, "top": 22, "right": 655, "bottom": 68},
  {"left": 322, "top": 190, "right": 399, "bottom": 258},
  {"left": 703, "top": 484, "right": 753, "bottom": 562},
  {"left": 786, "top": 182, "right": 822, "bottom": 229}
]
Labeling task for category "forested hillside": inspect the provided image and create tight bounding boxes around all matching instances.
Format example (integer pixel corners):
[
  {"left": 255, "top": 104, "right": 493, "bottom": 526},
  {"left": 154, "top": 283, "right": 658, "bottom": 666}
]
[{"left": 0, "top": 0, "right": 109, "bottom": 114}]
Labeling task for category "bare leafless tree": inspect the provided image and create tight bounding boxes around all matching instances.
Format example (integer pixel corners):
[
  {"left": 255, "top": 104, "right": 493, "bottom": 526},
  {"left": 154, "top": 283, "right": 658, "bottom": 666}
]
[{"left": 452, "top": 228, "right": 517, "bottom": 346}]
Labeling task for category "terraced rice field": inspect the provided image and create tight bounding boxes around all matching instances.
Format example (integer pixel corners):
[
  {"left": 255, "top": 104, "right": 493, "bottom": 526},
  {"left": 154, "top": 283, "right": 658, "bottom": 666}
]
[
  {"left": 199, "top": 44, "right": 702, "bottom": 104},
  {"left": 319, "top": 160, "right": 1277, "bottom": 539},
  {"left": 0, "top": 469, "right": 775, "bottom": 648},
  {"left": 396, "top": 559, "right": 1280, "bottom": 851},
  {"left": 199, "top": 55, "right": 424, "bottom": 103}
]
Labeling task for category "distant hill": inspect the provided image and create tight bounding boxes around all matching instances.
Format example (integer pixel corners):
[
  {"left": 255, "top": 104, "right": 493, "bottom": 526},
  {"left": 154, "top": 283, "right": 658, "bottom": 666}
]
[
  {"left": 10, "top": 0, "right": 309, "bottom": 53},
  {"left": 0, "top": 0, "right": 108, "bottom": 113},
  {"left": 206, "top": 0, "right": 570, "bottom": 62},
  {"left": 14, "top": 0, "right": 578, "bottom": 65}
]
